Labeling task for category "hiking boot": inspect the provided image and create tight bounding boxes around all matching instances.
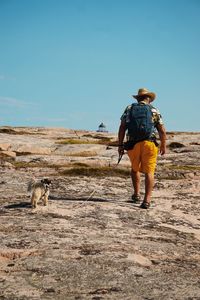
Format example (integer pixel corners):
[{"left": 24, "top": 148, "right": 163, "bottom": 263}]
[
  {"left": 140, "top": 201, "right": 150, "bottom": 209},
  {"left": 131, "top": 194, "right": 141, "bottom": 203}
]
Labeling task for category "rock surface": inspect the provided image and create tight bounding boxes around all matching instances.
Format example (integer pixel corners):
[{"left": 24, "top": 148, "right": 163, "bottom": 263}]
[{"left": 0, "top": 126, "right": 200, "bottom": 299}]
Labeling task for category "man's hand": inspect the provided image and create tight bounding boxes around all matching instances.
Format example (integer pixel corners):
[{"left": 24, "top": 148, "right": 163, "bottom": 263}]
[
  {"left": 118, "top": 121, "right": 126, "bottom": 157},
  {"left": 159, "top": 143, "right": 166, "bottom": 155},
  {"left": 157, "top": 124, "right": 167, "bottom": 156}
]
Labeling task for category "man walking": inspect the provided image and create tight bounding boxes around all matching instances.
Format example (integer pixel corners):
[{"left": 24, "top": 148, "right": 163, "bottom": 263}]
[{"left": 118, "top": 88, "right": 166, "bottom": 209}]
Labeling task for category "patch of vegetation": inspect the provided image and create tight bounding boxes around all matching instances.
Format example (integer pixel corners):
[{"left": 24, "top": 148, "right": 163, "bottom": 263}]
[
  {"left": 190, "top": 142, "right": 200, "bottom": 146},
  {"left": 15, "top": 152, "right": 33, "bottom": 156},
  {"left": 166, "top": 131, "right": 199, "bottom": 135},
  {"left": 168, "top": 142, "right": 185, "bottom": 149},
  {"left": 0, "top": 127, "right": 45, "bottom": 135},
  {"left": 13, "top": 161, "right": 60, "bottom": 169},
  {"left": 56, "top": 139, "right": 96, "bottom": 145},
  {"left": 156, "top": 173, "right": 184, "bottom": 180},
  {"left": 72, "top": 162, "right": 90, "bottom": 167},
  {"left": 56, "top": 137, "right": 115, "bottom": 146},
  {"left": 59, "top": 166, "right": 130, "bottom": 177},
  {"left": 83, "top": 134, "right": 111, "bottom": 141},
  {"left": 68, "top": 151, "right": 98, "bottom": 157},
  {"left": 166, "top": 164, "right": 200, "bottom": 171},
  {"left": 107, "top": 141, "right": 119, "bottom": 147},
  {"left": 0, "top": 128, "right": 18, "bottom": 134}
]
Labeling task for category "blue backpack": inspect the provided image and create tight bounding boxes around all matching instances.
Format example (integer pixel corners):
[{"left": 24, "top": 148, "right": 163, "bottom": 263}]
[{"left": 127, "top": 103, "right": 155, "bottom": 142}]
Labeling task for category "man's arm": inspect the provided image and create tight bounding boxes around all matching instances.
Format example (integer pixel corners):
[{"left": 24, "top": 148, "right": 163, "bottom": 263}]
[
  {"left": 157, "top": 124, "right": 167, "bottom": 155},
  {"left": 118, "top": 120, "right": 126, "bottom": 155}
]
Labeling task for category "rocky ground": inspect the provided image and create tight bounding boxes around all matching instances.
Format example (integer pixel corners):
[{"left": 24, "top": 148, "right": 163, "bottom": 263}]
[{"left": 0, "top": 127, "right": 200, "bottom": 300}]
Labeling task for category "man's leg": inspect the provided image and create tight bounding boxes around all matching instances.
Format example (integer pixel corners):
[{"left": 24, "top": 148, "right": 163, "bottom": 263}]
[
  {"left": 143, "top": 172, "right": 154, "bottom": 204},
  {"left": 140, "top": 141, "right": 158, "bottom": 208},
  {"left": 127, "top": 143, "right": 141, "bottom": 201},
  {"left": 131, "top": 169, "right": 140, "bottom": 197}
]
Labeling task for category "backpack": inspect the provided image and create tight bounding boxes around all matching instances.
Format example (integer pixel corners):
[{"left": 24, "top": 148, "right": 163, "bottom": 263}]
[{"left": 126, "top": 103, "right": 155, "bottom": 142}]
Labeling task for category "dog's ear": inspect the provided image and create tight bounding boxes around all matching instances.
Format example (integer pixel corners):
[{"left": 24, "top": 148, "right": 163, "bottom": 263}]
[
  {"left": 41, "top": 179, "right": 45, "bottom": 183},
  {"left": 43, "top": 178, "right": 51, "bottom": 185}
]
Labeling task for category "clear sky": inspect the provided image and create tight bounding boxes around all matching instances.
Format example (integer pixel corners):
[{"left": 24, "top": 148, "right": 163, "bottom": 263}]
[{"left": 0, "top": 0, "right": 200, "bottom": 132}]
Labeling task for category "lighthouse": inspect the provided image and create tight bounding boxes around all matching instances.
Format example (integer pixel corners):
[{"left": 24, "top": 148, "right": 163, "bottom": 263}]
[{"left": 97, "top": 122, "right": 108, "bottom": 133}]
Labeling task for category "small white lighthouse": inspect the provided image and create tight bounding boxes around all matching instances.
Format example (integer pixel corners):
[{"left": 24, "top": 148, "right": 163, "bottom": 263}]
[{"left": 97, "top": 122, "right": 108, "bottom": 133}]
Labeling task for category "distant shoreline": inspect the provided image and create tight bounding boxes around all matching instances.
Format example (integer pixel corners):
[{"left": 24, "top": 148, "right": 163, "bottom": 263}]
[{"left": 0, "top": 125, "right": 199, "bottom": 135}]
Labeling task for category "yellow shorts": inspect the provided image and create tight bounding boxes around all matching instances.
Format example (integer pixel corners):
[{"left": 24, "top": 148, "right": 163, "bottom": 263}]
[{"left": 127, "top": 141, "right": 158, "bottom": 174}]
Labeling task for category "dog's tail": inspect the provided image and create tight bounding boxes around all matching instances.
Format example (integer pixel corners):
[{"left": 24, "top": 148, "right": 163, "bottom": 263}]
[{"left": 27, "top": 179, "right": 36, "bottom": 192}]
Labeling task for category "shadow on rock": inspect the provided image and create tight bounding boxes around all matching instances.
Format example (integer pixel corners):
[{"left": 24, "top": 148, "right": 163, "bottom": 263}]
[
  {"left": 50, "top": 194, "right": 109, "bottom": 203},
  {"left": 4, "top": 202, "right": 31, "bottom": 209}
]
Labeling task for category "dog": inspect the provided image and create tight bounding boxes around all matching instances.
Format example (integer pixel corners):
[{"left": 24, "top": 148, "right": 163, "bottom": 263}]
[{"left": 27, "top": 178, "right": 51, "bottom": 208}]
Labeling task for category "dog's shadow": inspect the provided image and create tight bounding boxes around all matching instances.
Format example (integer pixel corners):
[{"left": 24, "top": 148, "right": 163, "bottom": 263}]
[{"left": 4, "top": 202, "right": 31, "bottom": 209}]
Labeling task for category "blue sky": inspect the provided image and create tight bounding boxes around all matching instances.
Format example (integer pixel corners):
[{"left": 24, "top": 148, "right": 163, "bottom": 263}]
[{"left": 0, "top": 0, "right": 200, "bottom": 132}]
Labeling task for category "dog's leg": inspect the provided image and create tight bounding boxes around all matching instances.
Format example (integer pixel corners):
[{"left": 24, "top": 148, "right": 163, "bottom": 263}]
[
  {"left": 31, "top": 195, "right": 37, "bottom": 209},
  {"left": 43, "top": 194, "right": 48, "bottom": 206}
]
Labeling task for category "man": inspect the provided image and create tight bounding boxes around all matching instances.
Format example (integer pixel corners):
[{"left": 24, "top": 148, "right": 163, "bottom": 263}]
[{"left": 118, "top": 88, "right": 166, "bottom": 209}]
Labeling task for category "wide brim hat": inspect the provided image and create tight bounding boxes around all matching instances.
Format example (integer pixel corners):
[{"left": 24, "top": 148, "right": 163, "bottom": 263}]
[{"left": 132, "top": 88, "right": 156, "bottom": 101}]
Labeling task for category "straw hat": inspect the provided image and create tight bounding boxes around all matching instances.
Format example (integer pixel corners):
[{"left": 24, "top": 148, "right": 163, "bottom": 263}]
[{"left": 133, "top": 88, "right": 156, "bottom": 101}]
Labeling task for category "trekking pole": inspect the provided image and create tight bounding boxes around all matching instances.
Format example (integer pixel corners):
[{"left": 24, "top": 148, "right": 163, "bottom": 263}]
[
  {"left": 116, "top": 143, "right": 126, "bottom": 166},
  {"left": 74, "top": 130, "right": 80, "bottom": 139},
  {"left": 117, "top": 152, "right": 124, "bottom": 165},
  {"left": 76, "top": 151, "right": 125, "bottom": 207}
]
